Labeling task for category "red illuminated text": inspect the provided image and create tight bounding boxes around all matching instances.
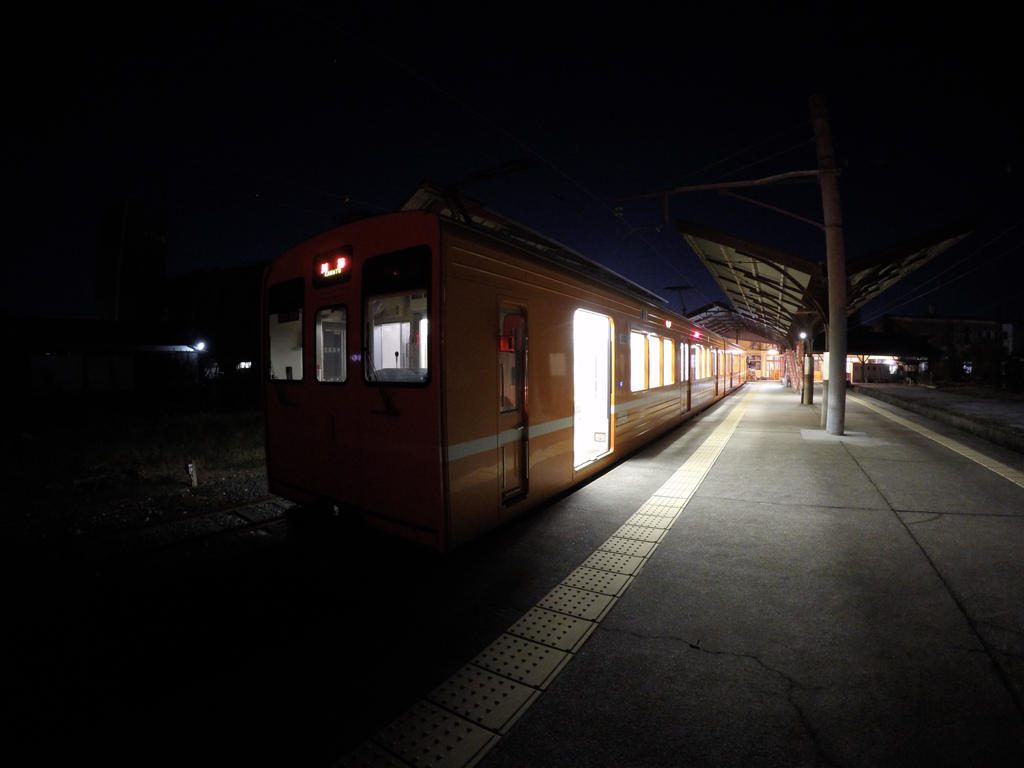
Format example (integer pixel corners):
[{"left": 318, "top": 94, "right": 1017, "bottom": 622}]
[{"left": 320, "top": 256, "right": 349, "bottom": 277}]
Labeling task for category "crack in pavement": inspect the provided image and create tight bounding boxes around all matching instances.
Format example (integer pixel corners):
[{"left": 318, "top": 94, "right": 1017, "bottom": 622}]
[
  {"left": 976, "top": 618, "right": 1024, "bottom": 640},
  {"left": 843, "top": 441, "right": 1024, "bottom": 724},
  {"left": 900, "top": 512, "right": 944, "bottom": 525},
  {"left": 598, "top": 624, "right": 840, "bottom": 766}
]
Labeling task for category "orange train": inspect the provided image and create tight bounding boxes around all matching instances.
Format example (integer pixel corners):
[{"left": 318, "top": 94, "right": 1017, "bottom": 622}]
[{"left": 262, "top": 186, "right": 744, "bottom": 551}]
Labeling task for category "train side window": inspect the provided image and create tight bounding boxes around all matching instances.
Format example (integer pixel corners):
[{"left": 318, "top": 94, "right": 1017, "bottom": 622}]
[
  {"left": 267, "top": 278, "right": 303, "bottom": 381},
  {"left": 680, "top": 342, "right": 689, "bottom": 381},
  {"left": 363, "top": 246, "right": 430, "bottom": 385},
  {"left": 315, "top": 306, "right": 347, "bottom": 383},
  {"left": 648, "top": 334, "right": 661, "bottom": 387},
  {"left": 499, "top": 311, "right": 524, "bottom": 412},
  {"left": 630, "top": 332, "right": 646, "bottom": 391},
  {"left": 663, "top": 338, "right": 674, "bottom": 385}
]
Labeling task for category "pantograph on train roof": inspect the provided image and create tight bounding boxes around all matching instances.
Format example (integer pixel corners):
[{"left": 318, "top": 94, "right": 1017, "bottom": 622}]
[{"left": 400, "top": 181, "right": 670, "bottom": 311}]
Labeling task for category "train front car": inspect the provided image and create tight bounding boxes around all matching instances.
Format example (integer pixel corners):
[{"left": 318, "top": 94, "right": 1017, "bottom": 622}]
[
  {"left": 263, "top": 195, "right": 745, "bottom": 553},
  {"left": 263, "top": 211, "right": 447, "bottom": 549}
]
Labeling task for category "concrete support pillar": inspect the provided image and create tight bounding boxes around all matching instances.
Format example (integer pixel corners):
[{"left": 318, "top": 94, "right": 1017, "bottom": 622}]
[
  {"left": 803, "top": 353, "right": 814, "bottom": 404},
  {"left": 811, "top": 94, "right": 847, "bottom": 435}
]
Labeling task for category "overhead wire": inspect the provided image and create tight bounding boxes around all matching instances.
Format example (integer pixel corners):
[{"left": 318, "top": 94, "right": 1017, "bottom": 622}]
[
  {"left": 871, "top": 242, "right": 1022, "bottom": 316},
  {"left": 861, "top": 217, "right": 1024, "bottom": 323},
  {"left": 366, "top": 47, "right": 727, "bottom": 309},
  {"left": 302, "top": 14, "right": 818, "bottom": 316},
  {"left": 717, "top": 138, "right": 814, "bottom": 181},
  {"left": 672, "top": 120, "right": 811, "bottom": 184}
]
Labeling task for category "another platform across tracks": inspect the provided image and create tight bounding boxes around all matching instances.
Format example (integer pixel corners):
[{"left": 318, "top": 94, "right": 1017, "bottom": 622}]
[
  {"left": 850, "top": 381, "right": 1024, "bottom": 454},
  {"left": 340, "top": 380, "right": 1024, "bottom": 768}
]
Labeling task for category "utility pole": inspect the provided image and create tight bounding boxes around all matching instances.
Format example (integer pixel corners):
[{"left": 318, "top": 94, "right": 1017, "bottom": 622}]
[{"left": 811, "top": 94, "right": 847, "bottom": 435}]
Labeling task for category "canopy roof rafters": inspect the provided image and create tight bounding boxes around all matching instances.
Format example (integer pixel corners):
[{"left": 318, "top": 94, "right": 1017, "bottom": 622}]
[{"left": 678, "top": 218, "right": 975, "bottom": 348}]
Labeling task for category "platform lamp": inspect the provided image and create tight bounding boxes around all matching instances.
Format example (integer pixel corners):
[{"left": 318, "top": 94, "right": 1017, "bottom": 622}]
[{"left": 799, "top": 332, "right": 814, "bottom": 405}]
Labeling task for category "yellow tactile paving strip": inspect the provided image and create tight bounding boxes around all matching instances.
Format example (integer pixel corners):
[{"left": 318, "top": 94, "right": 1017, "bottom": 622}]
[
  {"left": 848, "top": 393, "right": 1024, "bottom": 489},
  {"left": 338, "top": 386, "right": 757, "bottom": 768}
]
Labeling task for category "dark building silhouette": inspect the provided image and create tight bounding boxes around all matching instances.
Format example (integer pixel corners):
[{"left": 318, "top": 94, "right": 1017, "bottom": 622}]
[
  {"left": 870, "top": 314, "right": 1018, "bottom": 386},
  {"left": 164, "top": 264, "right": 266, "bottom": 409},
  {"left": 95, "top": 199, "right": 167, "bottom": 323},
  {"left": 164, "top": 264, "right": 264, "bottom": 370}
]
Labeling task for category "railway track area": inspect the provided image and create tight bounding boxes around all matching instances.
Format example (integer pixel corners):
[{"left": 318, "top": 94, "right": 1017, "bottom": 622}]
[
  {"left": 13, "top": 464, "right": 297, "bottom": 563},
  {"left": 61, "top": 495, "right": 296, "bottom": 559}
]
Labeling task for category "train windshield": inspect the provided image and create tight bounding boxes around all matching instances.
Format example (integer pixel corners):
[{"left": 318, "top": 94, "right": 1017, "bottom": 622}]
[{"left": 363, "top": 246, "right": 431, "bottom": 384}]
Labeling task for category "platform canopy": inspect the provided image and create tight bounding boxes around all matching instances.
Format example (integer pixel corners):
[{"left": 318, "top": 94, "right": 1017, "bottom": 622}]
[
  {"left": 686, "top": 301, "right": 783, "bottom": 345},
  {"left": 678, "top": 219, "right": 973, "bottom": 347}
]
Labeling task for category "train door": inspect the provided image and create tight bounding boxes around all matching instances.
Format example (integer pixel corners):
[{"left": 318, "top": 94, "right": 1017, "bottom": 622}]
[
  {"left": 681, "top": 341, "right": 691, "bottom": 412},
  {"left": 499, "top": 308, "right": 528, "bottom": 501},
  {"left": 308, "top": 302, "right": 354, "bottom": 502},
  {"left": 265, "top": 277, "right": 312, "bottom": 490},
  {"left": 714, "top": 348, "right": 720, "bottom": 396},
  {"left": 573, "top": 309, "right": 613, "bottom": 468}
]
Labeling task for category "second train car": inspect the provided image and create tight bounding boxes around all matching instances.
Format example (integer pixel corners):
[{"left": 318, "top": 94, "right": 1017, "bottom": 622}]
[{"left": 263, "top": 184, "right": 744, "bottom": 551}]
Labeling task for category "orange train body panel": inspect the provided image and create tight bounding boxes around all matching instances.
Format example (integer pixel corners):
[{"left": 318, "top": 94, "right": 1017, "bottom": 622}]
[{"left": 262, "top": 203, "right": 744, "bottom": 551}]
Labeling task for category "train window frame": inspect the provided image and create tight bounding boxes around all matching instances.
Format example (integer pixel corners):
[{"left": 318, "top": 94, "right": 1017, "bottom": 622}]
[
  {"left": 315, "top": 305, "right": 348, "bottom": 384},
  {"left": 362, "top": 245, "right": 432, "bottom": 387},
  {"left": 630, "top": 331, "right": 647, "bottom": 392},
  {"left": 647, "top": 334, "right": 661, "bottom": 388},
  {"left": 267, "top": 277, "right": 304, "bottom": 381},
  {"left": 499, "top": 309, "right": 524, "bottom": 413},
  {"left": 662, "top": 338, "right": 674, "bottom": 386}
]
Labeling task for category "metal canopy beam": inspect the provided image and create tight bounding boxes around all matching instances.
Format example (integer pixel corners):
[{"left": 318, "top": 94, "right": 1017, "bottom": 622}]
[
  {"left": 679, "top": 220, "right": 825, "bottom": 343},
  {"left": 678, "top": 218, "right": 974, "bottom": 349}
]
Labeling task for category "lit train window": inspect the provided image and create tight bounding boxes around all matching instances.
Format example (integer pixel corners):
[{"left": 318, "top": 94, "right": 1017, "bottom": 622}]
[
  {"left": 366, "top": 292, "right": 428, "bottom": 383},
  {"left": 630, "top": 332, "right": 646, "bottom": 391},
  {"left": 648, "top": 335, "right": 661, "bottom": 387},
  {"left": 315, "top": 306, "right": 347, "bottom": 383},
  {"left": 680, "top": 342, "right": 689, "bottom": 381},
  {"left": 663, "top": 338, "right": 674, "bottom": 386},
  {"left": 363, "top": 246, "right": 430, "bottom": 385},
  {"left": 267, "top": 278, "right": 303, "bottom": 381}
]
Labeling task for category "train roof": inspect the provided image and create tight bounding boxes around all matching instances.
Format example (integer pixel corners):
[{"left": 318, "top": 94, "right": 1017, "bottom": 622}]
[{"left": 400, "top": 181, "right": 670, "bottom": 310}]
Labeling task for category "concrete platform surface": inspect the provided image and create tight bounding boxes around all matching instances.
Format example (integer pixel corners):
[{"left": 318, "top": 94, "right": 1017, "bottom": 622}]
[
  {"left": 344, "top": 380, "right": 1024, "bottom": 768},
  {"left": 14, "top": 380, "right": 1024, "bottom": 768}
]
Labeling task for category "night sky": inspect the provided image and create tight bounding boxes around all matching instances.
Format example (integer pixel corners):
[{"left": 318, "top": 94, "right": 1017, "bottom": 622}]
[{"left": 5, "top": 3, "right": 1021, "bottom": 325}]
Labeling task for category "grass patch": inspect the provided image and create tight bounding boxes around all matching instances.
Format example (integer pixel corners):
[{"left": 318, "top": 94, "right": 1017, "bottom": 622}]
[{"left": 8, "top": 403, "right": 266, "bottom": 495}]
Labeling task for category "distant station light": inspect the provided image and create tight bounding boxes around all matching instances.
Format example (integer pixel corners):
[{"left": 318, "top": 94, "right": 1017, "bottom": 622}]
[{"left": 194, "top": 340, "right": 207, "bottom": 351}]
